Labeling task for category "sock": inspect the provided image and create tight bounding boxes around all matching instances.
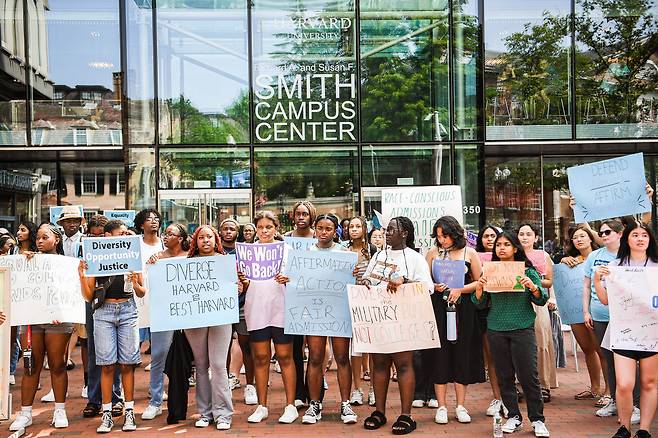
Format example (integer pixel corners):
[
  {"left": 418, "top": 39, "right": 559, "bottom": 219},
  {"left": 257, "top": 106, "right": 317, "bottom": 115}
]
[
  {"left": 102, "top": 403, "right": 112, "bottom": 412},
  {"left": 21, "top": 406, "right": 32, "bottom": 417},
  {"left": 55, "top": 403, "right": 66, "bottom": 411},
  {"left": 125, "top": 401, "right": 134, "bottom": 410}
]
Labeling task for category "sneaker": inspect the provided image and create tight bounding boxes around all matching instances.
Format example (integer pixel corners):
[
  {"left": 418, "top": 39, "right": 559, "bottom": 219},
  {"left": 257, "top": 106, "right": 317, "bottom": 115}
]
[
  {"left": 340, "top": 401, "right": 357, "bottom": 424},
  {"left": 531, "top": 420, "right": 550, "bottom": 437},
  {"left": 247, "top": 405, "right": 269, "bottom": 423},
  {"left": 631, "top": 406, "right": 641, "bottom": 425},
  {"left": 487, "top": 399, "right": 502, "bottom": 416},
  {"left": 141, "top": 405, "right": 162, "bottom": 420},
  {"left": 144, "top": 363, "right": 151, "bottom": 371},
  {"left": 596, "top": 399, "right": 617, "bottom": 417},
  {"left": 81, "top": 386, "right": 88, "bottom": 399},
  {"left": 279, "top": 404, "right": 299, "bottom": 424},
  {"left": 189, "top": 371, "right": 196, "bottom": 387},
  {"left": 162, "top": 391, "right": 168, "bottom": 401},
  {"left": 502, "top": 416, "right": 522, "bottom": 433},
  {"left": 428, "top": 399, "right": 439, "bottom": 408},
  {"left": 122, "top": 409, "right": 137, "bottom": 431},
  {"left": 9, "top": 412, "right": 32, "bottom": 431},
  {"left": 274, "top": 360, "right": 282, "bottom": 374},
  {"left": 294, "top": 399, "right": 305, "bottom": 408},
  {"left": 229, "top": 373, "right": 241, "bottom": 390},
  {"left": 455, "top": 405, "right": 471, "bottom": 423},
  {"left": 612, "top": 426, "right": 631, "bottom": 438},
  {"left": 41, "top": 389, "right": 55, "bottom": 402},
  {"left": 633, "top": 430, "right": 651, "bottom": 438},
  {"left": 434, "top": 406, "right": 448, "bottom": 424},
  {"left": 52, "top": 408, "right": 69, "bottom": 428},
  {"left": 97, "top": 411, "right": 114, "bottom": 433},
  {"left": 244, "top": 384, "right": 258, "bottom": 405},
  {"left": 9, "top": 374, "right": 15, "bottom": 385},
  {"left": 323, "top": 377, "right": 329, "bottom": 390},
  {"left": 216, "top": 422, "right": 231, "bottom": 430},
  {"left": 302, "top": 401, "right": 322, "bottom": 424},
  {"left": 195, "top": 417, "right": 211, "bottom": 428},
  {"left": 412, "top": 399, "right": 425, "bottom": 408},
  {"left": 350, "top": 388, "right": 364, "bottom": 405},
  {"left": 368, "top": 390, "right": 375, "bottom": 406}
]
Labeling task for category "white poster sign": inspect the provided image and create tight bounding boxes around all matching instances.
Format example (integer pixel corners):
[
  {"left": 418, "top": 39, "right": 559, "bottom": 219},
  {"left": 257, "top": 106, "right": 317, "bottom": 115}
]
[{"left": 0, "top": 268, "right": 11, "bottom": 420}]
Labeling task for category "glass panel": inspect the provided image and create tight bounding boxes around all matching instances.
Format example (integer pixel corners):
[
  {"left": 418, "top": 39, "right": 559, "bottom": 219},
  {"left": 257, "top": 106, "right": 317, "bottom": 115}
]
[
  {"left": 455, "top": 144, "right": 481, "bottom": 230},
  {"left": 575, "top": 1, "right": 658, "bottom": 138},
  {"left": 252, "top": 0, "right": 357, "bottom": 144},
  {"left": 59, "top": 162, "right": 126, "bottom": 215},
  {"left": 126, "top": 1, "right": 155, "bottom": 144},
  {"left": 362, "top": 144, "right": 451, "bottom": 186},
  {"left": 208, "top": 192, "right": 251, "bottom": 228},
  {"left": 160, "top": 195, "right": 201, "bottom": 233},
  {"left": 253, "top": 146, "right": 357, "bottom": 231},
  {"left": 29, "top": 0, "right": 122, "bottom": 146},
  {"left": 360, "top": 1, "right": 450, "bottom": 142},
  {"left": 157, "top": 0, "right": 250, "bottom": 144},
  {"left": 0, "top": 0, "right": 27, "bottom": 145},
  {"left": 484, "top": 156, "right": 541, "bottom": 232},
  {"left": 127, "top": 147, "right": 156, "bottom": 211},
  {"left": 485, "top": 1, "right": 571, "bottom": 140},
  {"left": 453, "top": 0, "right": 480, "bottom": 141},
  {"left": 159, "top": 147, "right": 250, "bottom": 189},
  {"left": 0, "top": 163, "right": 57, "bottom": 225}
]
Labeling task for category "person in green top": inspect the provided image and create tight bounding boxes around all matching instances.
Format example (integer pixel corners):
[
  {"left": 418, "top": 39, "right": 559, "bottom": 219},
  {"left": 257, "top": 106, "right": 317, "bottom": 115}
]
[{"left": 473, "top": 231, "right": 550, "bottom": 438}]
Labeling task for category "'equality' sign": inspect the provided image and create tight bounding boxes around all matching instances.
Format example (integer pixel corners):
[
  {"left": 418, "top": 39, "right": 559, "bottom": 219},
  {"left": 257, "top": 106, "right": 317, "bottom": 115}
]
[
  {"left": 236, "top": 242, "right": 285, "bottom": 281},
  {"left": 284, "top": 249, "right": 357, "bottom": 338},
  {"left": 82, "top": 235, "right": 143, "bottom": 276},
  {"left": 552, "top": 263, "right": 585, "bottom": 325},
  {"left": 104, "top": 210, "right": 136, "bottom": 227},
  {"left": 147, "top": 255, "right": 239, "bottom": 332},
  {"left": 432, "top": 259, "right": 465, "bottom": 289},
  {"left": 482, "top": 261, "right": 526, "bottom": 292}
]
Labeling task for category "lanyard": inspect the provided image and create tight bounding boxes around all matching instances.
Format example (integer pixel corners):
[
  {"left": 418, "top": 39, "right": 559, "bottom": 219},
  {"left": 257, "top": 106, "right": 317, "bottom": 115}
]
[{"left": 26, "top": 325, "right": 32, "bottom": 349}]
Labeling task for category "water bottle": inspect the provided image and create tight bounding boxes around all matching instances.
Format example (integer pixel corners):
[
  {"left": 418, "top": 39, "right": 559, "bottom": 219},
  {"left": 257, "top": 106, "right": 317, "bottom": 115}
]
[
  {"left": 493, "top": 410, "right": 503, "bottom": 438},
  {"left": 446, "top": 303, "right": 457, "bottom": 343},
  {"left": 124, "top": 274, "right": 134, "bottom": 293}
]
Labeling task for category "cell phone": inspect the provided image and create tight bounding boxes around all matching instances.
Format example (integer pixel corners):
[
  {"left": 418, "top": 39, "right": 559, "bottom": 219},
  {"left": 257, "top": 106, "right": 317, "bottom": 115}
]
[{"left": 23, "top": 347, "right": 32, "bottom": 375}]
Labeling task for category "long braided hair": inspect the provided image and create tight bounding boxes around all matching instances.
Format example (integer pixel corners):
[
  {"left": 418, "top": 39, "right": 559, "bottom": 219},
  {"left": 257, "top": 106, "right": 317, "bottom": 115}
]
[
  {"left": 392, "top": 216, "right": 417, "bottom": 252},
  {"left": 348, "top": 216, "right": 371, "bottom": 260}
]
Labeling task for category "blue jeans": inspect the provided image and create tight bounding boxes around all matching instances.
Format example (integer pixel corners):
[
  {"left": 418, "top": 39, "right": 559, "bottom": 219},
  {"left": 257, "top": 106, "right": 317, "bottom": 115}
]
[
  {"left": 148, "top": 330, "right": 174, "bottom": 407},
  {"left": 93, "top": 299, "right": 140, "bottom": 365},
  {"left": 86, "top": 302, "right": 122, "bottom": 406},
  {"left": 10, "top": 327, "right": 19, "bottom": 375}
]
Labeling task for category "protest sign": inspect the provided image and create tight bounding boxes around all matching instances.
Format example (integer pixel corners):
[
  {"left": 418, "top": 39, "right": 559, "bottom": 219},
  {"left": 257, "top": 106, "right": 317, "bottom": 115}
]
[
  {"left": 235, "top": 242, "right": 284, "bottom": 281},
  {"left": 0, "top": 268, "right": 10, "bottom": 420},
  {"left": 104, "top": 210, "right": 136, "bottom": 227},
  {"left": 284, "top": 236, "right": 317, "bottom": 251},
  {"left": 482, "top": 261, "right": 526, "bottom": 292},
  {"left": 348, "top": 282, "right": 440, "bottom": 353},
  {"left": 477, "top": 252, "right": 492, "bottom": 264},
  {"left": 284, "top": 249, "right": 357, "bottom": 338},
  {"left": 147, "top": 255, "right": 239, "bottom": 332},
  {"left": 552, "top": 263, "right": 585, "bottom": 325},
  {"left": 381, "top": 186, "right": 463, "bottom": 252},
  {"left": 136, "top": 293, "right": 150, "bottom": 329},
  {"left": 465, "top": 230, "right": 478, "bottom": 249},
  {"left": 49, "top": 205, "right": 83, "bottom": 225},
  {"left": 606, "top": 266, "right": 658, "bottom": 352},
  {"left": 527, "top": 250, "right": 547, "bottom": 276},
  {"left": 431, "top": 259, "right": 465, "bottom": 289},
  {"left": 567, "top": 153, "right": 650, "bottom": 223},
  {"left": 0, "top": 254, "right": 85, "bottom": 325},
  {"left": 82, "top": 235, "right": 142, "bottom": 276}
]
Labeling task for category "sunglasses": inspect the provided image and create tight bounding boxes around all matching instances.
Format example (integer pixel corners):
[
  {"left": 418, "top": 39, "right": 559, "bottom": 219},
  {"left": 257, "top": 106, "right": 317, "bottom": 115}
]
[{"left": 597, "top": 229, "right": 613, "bottom": 237}]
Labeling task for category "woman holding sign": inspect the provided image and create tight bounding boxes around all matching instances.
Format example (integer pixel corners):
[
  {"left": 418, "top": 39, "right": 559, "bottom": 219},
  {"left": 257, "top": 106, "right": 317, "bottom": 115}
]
[
  {"left": 473, "top": 231, "right": 550, "bottom": 438},
  {"left": 593, "top": 221, "right": 658, "bottom": 438},
  {"left": 10, "top": 224, "right": 74, "bottom": 432},
  {"left": 361, "top": 216, "right": 433, "bottom": 435},
  {"left": 425, "top": 216, "right": 484, "bottom": 425}
]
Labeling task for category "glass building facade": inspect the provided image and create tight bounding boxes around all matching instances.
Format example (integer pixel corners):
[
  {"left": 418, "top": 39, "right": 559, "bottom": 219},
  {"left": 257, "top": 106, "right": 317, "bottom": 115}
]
[{"left": 1, "top": 0, "right": 657, "bottom": 251}]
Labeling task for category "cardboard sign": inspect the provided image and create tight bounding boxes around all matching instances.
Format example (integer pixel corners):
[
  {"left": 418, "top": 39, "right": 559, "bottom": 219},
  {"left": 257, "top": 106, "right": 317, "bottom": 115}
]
[
  {"left": 82, "top": 235, "right": 143, "bottom": 276},
  {"left": 483, "top": 261, "right": 526, "bottom": 292},
  {"left": 49, "top": 205, "right": 83, "bottom": 225},
  {"left": 0, "top": 268, "right": 10, "bottom": 420},
  {"left": 104, "top": 210, "right": 136, "bottom": 227},
  {"left": 284, "top": 250, "right": 357, "bottom": 337},
  {"left": 567, "top": 153, "right": 650, "bottom": 222},
  {"left": 0, "top": 254, "right": 85, "bottom": 325},
  {"left": 235, "top": 242, "right": 285, "bottom": 280},
  {"left": 147, "top": 255, "right": 239, "bottom": 332},
  {"left": 431, "top": 259, "right": 465, "bottom": 289},
  {"left": 348, "top": 282, "right": 440, "bottom": 353},
  {"left": 553, "top": 263, "right": 585, "bottom": 325},
  {"left": 527, "top": 250, "right": 547, "bottom": 276},
  {"left": 284, "top": 236, "right": 317, "bottom": 251}
]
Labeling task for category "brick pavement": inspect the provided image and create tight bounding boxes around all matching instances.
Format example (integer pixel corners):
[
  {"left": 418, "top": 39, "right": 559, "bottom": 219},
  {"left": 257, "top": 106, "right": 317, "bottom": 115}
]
[{"left": 3, "top": 345, "right": 656, "bottom": 438}]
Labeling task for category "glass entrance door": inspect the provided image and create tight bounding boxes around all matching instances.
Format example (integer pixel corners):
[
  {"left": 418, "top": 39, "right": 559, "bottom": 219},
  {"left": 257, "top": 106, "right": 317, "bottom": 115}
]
[{"left": 159, "top": 189, "right": 252, "bottom": 233}]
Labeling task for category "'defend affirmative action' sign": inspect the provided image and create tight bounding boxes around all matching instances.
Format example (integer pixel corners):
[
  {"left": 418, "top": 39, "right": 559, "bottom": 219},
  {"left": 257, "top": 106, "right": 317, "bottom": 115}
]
[
  {"left": 82, "top": 235, "right": 142, "bottom": 276},
  {"left": 235, "top": 242, "right": 285, "bottom": 281}
]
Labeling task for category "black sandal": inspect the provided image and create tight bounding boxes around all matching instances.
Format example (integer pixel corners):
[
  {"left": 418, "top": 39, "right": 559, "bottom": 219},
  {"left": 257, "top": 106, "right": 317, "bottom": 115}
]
[
  {"left": 541, "top": 388, "right": 551, "bottom": 403},
  {"left": 392, "top": 415, "right": 417, "bottom": 435},
  {"left": 83, "top": 403, "right": 101, "bottom": 418},
  {"left": 364, "top": 410, "right": 387, "bottom": 430}
]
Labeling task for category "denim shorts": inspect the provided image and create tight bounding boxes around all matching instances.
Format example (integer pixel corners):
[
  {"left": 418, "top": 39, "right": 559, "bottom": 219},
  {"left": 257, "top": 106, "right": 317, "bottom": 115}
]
[
  {"left": 93, "top": 299, "right": 140, "bottom": 366},
  {"left": 20, "top": 323, "right": 74, "bottom": 335}
]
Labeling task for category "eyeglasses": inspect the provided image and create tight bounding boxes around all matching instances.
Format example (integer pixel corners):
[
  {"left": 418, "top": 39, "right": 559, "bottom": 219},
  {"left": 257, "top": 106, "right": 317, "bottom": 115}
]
[
  {"left": 145, "top": 216, "right": 161, "bottom": 222},
  {"left": 598, "top": 230, "right": 613, "bottom": 237}
]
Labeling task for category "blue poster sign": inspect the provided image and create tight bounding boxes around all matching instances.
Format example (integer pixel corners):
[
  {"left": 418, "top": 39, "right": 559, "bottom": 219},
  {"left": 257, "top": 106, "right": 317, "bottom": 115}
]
[
  {"left": 553, "top": 263, "right": 585, "bottom": 325},
  {"left": 284, "top": 249, "right": 358, "bottom": 338},
  {"left": 49, "top": 205, "right": 83, "bottom": 225},
  {"left": 104, "top": 210, "right": 136, "bottom": 227},
  {"left": 432, "top": 259, "right": 465, "bottom": 289},
  {"left": 284, "top": 236, "right": 317, "bottom": 251},
  {"left": 82, "top": 235, "right": 143, "bottom": 276}
]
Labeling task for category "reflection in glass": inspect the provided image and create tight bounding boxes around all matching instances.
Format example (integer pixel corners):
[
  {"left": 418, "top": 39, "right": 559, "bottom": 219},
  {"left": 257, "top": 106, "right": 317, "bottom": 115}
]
[
  {"left": 127, "top": 147, "right": 156, "bottom": 211},
  {"left": 253, "top": 147, "right": 357, "bottom": 230},
  {"left": 29, "top": 0, "right": 122, "bottom": 146},
  {"left": 485, "top": 1, "right": 571, "bottom": 140},
  {"left": 361, "top": 144, "right": 450, "bottom": 187},
  {"left": 157, "top": 0, "right": 249, "bottom": 144},
  {"left": 455, "top": 144, "right": 481, "bottom": 230},
  {"left": 575, "top": 1, "right": 658, "bottom": 138},
  {"left": 0, "top": 163, "right": 56, "bottom": 225},
  {"left": 360, "top": 1, "right": 450, "bottom": 142},
  {"left": 453, "top": 0, "right": 480, "bottom": 141},
  {"left": 252, "top": 0, "right": 357, "bottom": 143},
  {"left": 59, "top": 162, "right": 126, "bottom": 217},
  {"left": 159, "top": 148, "right": 250, "bottom": 189},
  {"left": 0, "top": 1, "right": 27, "bottom": 145}
]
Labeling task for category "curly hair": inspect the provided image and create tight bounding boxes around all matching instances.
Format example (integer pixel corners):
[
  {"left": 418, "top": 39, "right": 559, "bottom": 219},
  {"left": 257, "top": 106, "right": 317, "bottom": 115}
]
[
  {"left": 348, "top": 216, "right": 371, "bottom": 261},
  {"left": 134, "top": 208, "right": 161, "bottom": 234},
  {"left": 431, "top": 216, "right": 466, "bottom": 250},
  {"left": 188, "top": 225, "right": 223, "bottom": 257},
  {"left": 86, "top": 215, "right": 108, "bottom": 233}
]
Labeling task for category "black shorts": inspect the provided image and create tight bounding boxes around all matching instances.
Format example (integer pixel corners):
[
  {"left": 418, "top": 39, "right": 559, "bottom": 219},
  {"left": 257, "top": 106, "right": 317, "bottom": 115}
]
[
  {"left": 249, "top": 326, "right": 293, "bottom": 344},
  {"left": 613, "top": 349, "right": 657, "bottom": 361}
]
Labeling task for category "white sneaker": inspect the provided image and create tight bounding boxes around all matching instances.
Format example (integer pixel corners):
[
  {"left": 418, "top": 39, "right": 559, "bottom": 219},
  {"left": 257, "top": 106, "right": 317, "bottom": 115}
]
[
  {"left": 41, "top": 389, "right": 55, "bottom": 402},
  {"left": 294, "top": 399, "right": 306, "bottom": 408},
  {"left": 631, "top": 406, "right": 640, "bottom": 425},
  {"left": 427, "top": 399, "right": 439, "bottom": 408},
  {"left": 9, "top": 374, "right": 15, "bottom": 385},
  {"left": 279, "top": 404, "right": 299, "bottom": 423},
  {"left": 350, "top": 388, "right": 364, "bottom": 405},
  {"left": 217, "top": 422, "right": 231, "bottom": 430},
  {"left": 368, "top": 390, "right": 375, "bottom": 406},
  {"left": 244, "top": 384, "right": 258, "bottom": 405},
  {"left": 228, "top": 373, "right": 241, "bottom": 390},
  {"left": 248, "top": 405, "right": 269, "bottom": 423},
  {"left": 274, "top": 361, "right": 282, "bottom": 374},
  {"left": 502, "top": 416, "right": 522, "bottom": 433},
  {"left": 302, "top": 401, "right": 322, "bottom": 424},
  {"left": 340, "top": 401, "right": 357, "bottom": 424},
  {"left": 10, "top": 412, "right": 32, "bottom": 431},
  {"left": 122, "top": 409, "right": 137, "bottom": 432},
  {"left": 144, "top": 363, "right": 151, "bottom": 371},
  {"left": 162, "top": 391, "right": 168, "bottom": 401},
  {"left": 487, "top": 399, "right": 502, "bottom": 416},
  {"left": 97, "top": 411, "right": 114, "bottom": 433},
  {"left": 52, "top": 408, "right": 69, "bottom": 428},
  {"left": 596, "top": 399, "right": 617, "bottom": 417},
  {"left": 455, "top": 405, "right": 471, "bottom": 423},
  {"left": 141, "top": 405, "right": 162, "bottom": 420},
  {"left": 412, "top": 399, "right": 425, "bottom": 408},
  {"left": 531, "top": 420, "right": 550, "bottom": 437},
  {"left": 323, "top": 377, "right": 329, "bottom": 390},
  {"left": 195, "top": 417, "right": 211, "bottom": 427},
  {"left": 434, "top": 406, "right": 448, "bottom": 424},
  {"left": 81, "top": 386, "right": 88, "bottom": 399}
]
